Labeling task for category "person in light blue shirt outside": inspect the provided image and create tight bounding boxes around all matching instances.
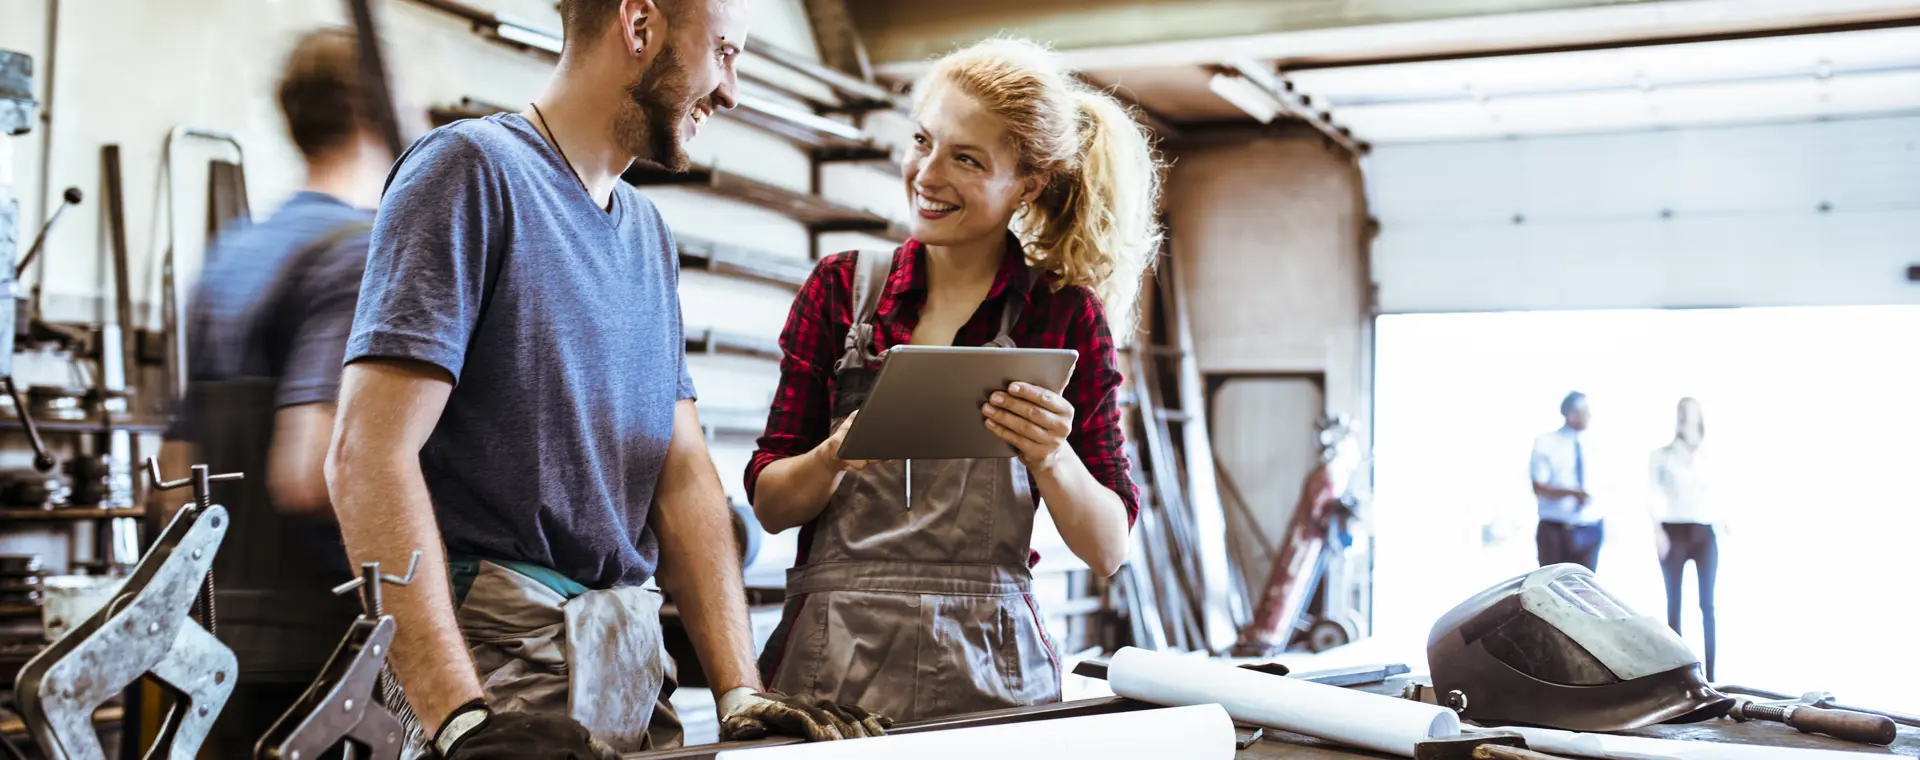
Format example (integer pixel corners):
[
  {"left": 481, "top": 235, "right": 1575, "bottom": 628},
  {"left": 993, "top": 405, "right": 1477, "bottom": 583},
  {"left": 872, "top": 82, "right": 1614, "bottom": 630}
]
[{"left": 1530, "top": 391, "right": 1602, "bottom": 570}]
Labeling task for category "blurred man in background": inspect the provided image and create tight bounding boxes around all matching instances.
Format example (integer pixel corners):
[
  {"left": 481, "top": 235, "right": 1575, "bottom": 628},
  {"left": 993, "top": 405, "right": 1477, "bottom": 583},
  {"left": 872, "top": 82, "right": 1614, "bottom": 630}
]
[
  {"left": 165, "top": 27, "right": 395, "bottom": 756},
  {"left": 1531, "top": 391, "right": 1602, "bottom": 570}
]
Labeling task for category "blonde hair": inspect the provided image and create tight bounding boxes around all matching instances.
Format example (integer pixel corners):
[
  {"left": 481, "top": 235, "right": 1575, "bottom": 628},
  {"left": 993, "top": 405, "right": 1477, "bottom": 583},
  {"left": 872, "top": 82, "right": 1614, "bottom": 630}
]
[{"left": 916, "top": 37, "right": 1164, "bottom": 336}]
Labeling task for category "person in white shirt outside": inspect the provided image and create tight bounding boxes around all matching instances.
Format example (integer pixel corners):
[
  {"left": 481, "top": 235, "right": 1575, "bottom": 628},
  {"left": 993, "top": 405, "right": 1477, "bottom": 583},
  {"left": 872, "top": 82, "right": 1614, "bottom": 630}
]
[
  {"left": 1530, "top": 391, "right": 1602, "bottom": 570},
  {"left": 1649, "top": 396, "right": 1721, "bottom": 681}
]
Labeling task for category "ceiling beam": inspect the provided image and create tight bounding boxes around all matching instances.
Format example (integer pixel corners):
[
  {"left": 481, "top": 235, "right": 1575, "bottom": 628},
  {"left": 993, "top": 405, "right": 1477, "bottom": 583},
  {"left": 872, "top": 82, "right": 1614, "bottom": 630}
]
[
  {"left": 1279, "top": 11, "right": 1920, "bottom": 70},
  {"left": 869, "top": 0, "right": 1920, "bottom": 78},
  {"left": 1075, "top": 73, "right": 1184, "bottom": 143}
]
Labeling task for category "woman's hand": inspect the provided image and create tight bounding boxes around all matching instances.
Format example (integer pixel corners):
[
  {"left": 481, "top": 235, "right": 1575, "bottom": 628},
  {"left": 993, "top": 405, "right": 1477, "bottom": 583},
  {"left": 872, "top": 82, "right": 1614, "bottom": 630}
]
[
  {"left": 983, "top": 382, "right": 1075, "bottom": 471},
  {"left": 815, "top": 411, "right": 875, "bottom": 473}
]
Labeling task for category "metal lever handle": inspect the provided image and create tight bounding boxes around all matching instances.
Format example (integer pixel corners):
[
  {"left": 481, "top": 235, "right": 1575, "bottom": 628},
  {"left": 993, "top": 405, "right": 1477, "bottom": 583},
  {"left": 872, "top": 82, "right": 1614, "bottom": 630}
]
[
  {"left": 145, "top": 457, "right": 243, "bottom": 513},
  {"left": 145, "top": 458, "right": 244, "bottom": 490},
  {"left": 332, "top": 551, "right": 423, "bottom": 619},
  {"left": 2, "top": 377, "right": 56, "bottom": 472}
]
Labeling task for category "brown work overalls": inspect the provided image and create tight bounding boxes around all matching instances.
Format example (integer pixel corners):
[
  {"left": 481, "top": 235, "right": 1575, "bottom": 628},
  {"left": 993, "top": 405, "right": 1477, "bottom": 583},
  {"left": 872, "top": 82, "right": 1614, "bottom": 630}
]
[{"left": 759, "top": 249, "right": 1063, "bottom": 722}]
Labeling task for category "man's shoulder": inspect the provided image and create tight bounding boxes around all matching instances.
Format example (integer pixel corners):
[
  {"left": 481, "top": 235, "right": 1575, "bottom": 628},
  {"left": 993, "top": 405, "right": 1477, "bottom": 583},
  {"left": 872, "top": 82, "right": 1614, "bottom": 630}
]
[
  {"left": 1533, "top": 430, "right": 1569, "bottom": 450},
  {"left": 403, "top": 115, "right": 539, "bottom": 171}
]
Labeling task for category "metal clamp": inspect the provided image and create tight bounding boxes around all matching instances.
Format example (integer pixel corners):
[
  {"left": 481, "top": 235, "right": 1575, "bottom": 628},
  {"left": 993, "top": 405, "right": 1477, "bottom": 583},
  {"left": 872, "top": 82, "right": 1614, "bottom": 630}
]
[
  {"left": 16, "top": 460, "right": 240, "bottom": 760},
  {"left": 146, "top": 458, "right": 241, "bottom": 634},
  {"left": 330, "top": 552, "right": 421, "bottom": 621},
  {"left": 255, "top": 553, "right": 422, "bottom": 760}
]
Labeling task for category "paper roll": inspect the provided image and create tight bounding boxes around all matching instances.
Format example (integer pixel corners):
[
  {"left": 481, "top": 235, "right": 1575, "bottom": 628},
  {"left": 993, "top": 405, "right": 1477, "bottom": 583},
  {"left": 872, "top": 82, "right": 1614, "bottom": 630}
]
[
  {"left": 1107, "top": 646, "right": 1461, "bottom": 757},
  {"left": 713, "top": 703, "right": 1236, "bottom": 760},
  {"left": 1513, "top": 726, "right": 1882, "bottom": 760}
]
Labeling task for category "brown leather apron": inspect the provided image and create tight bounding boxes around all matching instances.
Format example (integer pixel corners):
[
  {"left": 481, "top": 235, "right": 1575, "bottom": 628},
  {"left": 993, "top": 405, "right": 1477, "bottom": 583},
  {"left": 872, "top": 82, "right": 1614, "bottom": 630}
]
[{"left": 758, "top": 249, "right": 1062, "bottom": 722}]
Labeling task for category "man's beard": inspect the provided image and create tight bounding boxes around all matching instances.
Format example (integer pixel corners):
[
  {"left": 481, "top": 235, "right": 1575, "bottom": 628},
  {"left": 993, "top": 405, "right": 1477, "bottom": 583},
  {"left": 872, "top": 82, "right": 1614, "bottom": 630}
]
[{"left": 616, "top": 41, "right": 696, "bottom": 172}]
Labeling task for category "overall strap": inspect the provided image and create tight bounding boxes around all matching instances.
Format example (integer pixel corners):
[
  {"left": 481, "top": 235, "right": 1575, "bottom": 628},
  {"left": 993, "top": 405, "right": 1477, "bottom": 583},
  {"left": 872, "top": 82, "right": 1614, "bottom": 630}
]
[
  {"left": 987, "top": 285, "right": 1026, "bottom": 348},
  {"left": 833, "top": 249, "right": 895, "bottom": 374}
]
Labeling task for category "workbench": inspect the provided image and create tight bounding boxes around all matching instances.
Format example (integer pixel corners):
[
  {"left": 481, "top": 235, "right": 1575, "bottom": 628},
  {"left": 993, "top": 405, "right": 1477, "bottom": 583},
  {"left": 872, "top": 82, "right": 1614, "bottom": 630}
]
[{"left": 626, "top": 675, "right": 1920, "bottom": 759}]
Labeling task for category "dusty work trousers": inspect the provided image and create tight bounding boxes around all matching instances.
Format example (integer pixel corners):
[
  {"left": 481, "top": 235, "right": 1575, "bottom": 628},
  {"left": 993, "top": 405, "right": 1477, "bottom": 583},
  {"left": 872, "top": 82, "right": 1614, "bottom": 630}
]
[{"left": 389, "top": 561, "right": 682, "bottom": 756}]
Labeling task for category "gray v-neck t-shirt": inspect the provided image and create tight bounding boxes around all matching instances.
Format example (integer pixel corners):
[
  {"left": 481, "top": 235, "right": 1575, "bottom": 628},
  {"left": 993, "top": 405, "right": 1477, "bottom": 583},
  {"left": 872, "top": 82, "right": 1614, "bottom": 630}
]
[{"left": 346, "top": 113, "right": 696, "bottom": 589}]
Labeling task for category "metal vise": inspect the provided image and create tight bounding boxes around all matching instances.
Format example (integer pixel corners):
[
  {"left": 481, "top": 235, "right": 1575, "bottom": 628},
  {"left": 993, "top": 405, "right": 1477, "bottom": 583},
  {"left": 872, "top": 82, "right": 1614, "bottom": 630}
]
[
  {"left": 15, "top": 459, "right": 241, "bottom": 760},
  {"left": 254, "top": 553, "right": 421, "bottom": 760}
]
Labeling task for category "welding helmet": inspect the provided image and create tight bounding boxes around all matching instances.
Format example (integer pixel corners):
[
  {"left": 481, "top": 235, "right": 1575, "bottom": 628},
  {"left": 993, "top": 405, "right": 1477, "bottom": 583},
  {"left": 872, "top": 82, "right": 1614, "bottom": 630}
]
[{"left": 1427, "top": 564, "right": 1731, "bottom": 731}]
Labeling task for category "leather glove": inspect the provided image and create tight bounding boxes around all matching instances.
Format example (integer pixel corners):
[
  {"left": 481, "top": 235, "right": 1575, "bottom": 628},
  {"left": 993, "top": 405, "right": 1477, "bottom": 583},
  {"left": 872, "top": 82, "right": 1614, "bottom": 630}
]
[
  {"left": 717, "top": 687, "right": 892, "bottom": 742},
  {"left": 434, "top": 700, "right": 619, "bottom": 760}
]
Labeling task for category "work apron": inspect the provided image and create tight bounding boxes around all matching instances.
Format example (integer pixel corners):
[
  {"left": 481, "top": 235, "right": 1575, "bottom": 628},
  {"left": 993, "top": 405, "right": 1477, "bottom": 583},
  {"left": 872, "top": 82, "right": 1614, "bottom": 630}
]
[
  {"left": 758, "top": 250, "right": 1062, "bottom": 722},
  {"left": 451, "top": 560, "right": 681, "bottom": 753}
]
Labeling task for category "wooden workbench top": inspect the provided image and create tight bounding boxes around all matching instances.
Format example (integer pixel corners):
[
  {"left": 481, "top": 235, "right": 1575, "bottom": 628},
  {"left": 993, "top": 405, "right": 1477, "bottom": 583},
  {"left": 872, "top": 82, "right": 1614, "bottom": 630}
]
[{"left": 628, "top": 677, "right": 1920, "bottom": 758}]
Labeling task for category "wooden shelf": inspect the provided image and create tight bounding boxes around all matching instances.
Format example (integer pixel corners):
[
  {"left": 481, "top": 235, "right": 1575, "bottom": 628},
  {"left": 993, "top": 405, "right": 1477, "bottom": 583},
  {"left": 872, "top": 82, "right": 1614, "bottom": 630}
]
[
  {"left": 431, "top": 97, "right": 896, "bottom": 172},
  {"left": 0, "top": 506, "right": 145, "bottom": 521},
  {"left": 746, "top": 39, "right": 903, "bottom": 113},
  {"left": 0, "top": 705, "right": 119, "bottom": 737},
  {"left": 623, "top": 162, "right": 907, "bottom": 238},
  {"left": 0, "top": 417, "right": 168, "bottom": 435},
  {"left": 686, "top": 329, "right": 782, "bottom": 362},
  {"left": 677, "top": 235, "right": 813, "bottom": 289},
  {"left": 699, "top": 406, "right": 768, "bottom": 440},
  {"left": 731, "top": 99, "right": 891, "bottom": 161}
]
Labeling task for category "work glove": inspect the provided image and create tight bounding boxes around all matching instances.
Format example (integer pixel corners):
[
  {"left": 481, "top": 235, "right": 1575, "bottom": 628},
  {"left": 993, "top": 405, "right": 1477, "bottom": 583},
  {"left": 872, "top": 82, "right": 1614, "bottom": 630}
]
[
  {"left": 433, "top": 700, "right": 618, "bottom": 760},
  {"left": 717, "top": 687, "right": 892, "bottom": 741}
]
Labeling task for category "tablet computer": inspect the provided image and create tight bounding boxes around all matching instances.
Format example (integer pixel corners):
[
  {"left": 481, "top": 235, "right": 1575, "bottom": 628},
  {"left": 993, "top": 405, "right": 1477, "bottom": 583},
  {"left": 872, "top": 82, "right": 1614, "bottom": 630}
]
[{"left": 838, "top": 345, "right": 1079, "bottom": 461}]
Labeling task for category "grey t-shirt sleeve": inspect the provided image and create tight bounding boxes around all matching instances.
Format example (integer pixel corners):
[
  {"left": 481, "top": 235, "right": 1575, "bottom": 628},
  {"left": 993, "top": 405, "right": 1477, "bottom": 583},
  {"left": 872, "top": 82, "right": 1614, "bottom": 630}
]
[
  {"left": 277, "top": 232, "right": 370, "bottom": 408},
  {"left": 346, "top": 130, "right": 503, "bottom": 381}
]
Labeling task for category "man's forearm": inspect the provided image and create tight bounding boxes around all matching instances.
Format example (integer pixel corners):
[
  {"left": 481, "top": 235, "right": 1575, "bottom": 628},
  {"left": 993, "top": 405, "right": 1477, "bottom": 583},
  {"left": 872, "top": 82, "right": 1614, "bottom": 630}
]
[
  {"left": 654, "top": 402, "right": 761, "bottom": 694},
  {"left": 331, "top": 449, "right": 482, "bottom": 731}
]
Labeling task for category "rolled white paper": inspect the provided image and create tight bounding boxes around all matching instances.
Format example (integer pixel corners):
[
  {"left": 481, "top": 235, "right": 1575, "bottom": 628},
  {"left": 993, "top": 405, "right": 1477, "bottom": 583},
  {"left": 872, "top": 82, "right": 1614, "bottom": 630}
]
[
  {"left": 1513, "top": 726, "right": 1882, "bottom": 760},
  {"left": 1107, "top": 646, "right": 1460, "bottom": 757},
  {"left": 715, "top": 703, "right": 1235, "bottom": 760}
]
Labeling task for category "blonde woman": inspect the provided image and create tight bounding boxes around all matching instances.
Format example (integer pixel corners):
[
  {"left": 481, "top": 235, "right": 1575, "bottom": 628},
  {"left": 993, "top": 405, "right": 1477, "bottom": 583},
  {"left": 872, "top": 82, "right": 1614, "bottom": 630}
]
[
  {"left": 745, "top": 37, "right": 1161, "bottom": 722},
  {"left": 1649, "top": 397, "right": 1721, "bottom": 680}
]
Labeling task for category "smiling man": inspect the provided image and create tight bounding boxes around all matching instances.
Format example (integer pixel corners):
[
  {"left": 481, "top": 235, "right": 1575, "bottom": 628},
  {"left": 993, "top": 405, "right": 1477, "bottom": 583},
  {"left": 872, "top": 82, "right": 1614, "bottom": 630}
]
[{"left": 327, "top": 0, "right": 868, "bottom": 756}]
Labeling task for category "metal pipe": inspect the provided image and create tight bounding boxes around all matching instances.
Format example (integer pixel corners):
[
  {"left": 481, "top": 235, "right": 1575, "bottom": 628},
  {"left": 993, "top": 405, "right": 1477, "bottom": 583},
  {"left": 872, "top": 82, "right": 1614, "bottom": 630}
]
[
  {"left": 160, "top": 126, "right": 244, "bottom": 401},
  {"left": 345, "top": 0, "right": 406, "bottom": 157},
  {"left": 1279, "top": 13, "right": 1920, "bottom": 71}
]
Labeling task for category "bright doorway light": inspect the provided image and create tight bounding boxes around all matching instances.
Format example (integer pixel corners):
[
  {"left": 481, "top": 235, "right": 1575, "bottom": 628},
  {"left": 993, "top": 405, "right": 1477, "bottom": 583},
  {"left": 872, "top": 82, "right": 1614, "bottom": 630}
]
[{"left": 1371, "top": 306, "right": 1920, "bottom": 712}]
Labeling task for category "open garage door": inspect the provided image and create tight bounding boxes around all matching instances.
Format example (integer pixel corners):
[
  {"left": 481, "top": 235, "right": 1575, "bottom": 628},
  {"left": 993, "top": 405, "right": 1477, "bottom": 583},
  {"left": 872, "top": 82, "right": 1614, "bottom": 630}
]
[{"left": 1371, "top": 305, "right": 1920, "bottom": 712}]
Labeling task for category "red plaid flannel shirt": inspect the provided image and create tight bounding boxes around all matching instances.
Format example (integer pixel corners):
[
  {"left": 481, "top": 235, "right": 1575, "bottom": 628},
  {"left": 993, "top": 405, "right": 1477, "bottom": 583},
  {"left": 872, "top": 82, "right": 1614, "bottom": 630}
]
[{"left": 745, "top": 237, "right": 1140, "bottom": 565}]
